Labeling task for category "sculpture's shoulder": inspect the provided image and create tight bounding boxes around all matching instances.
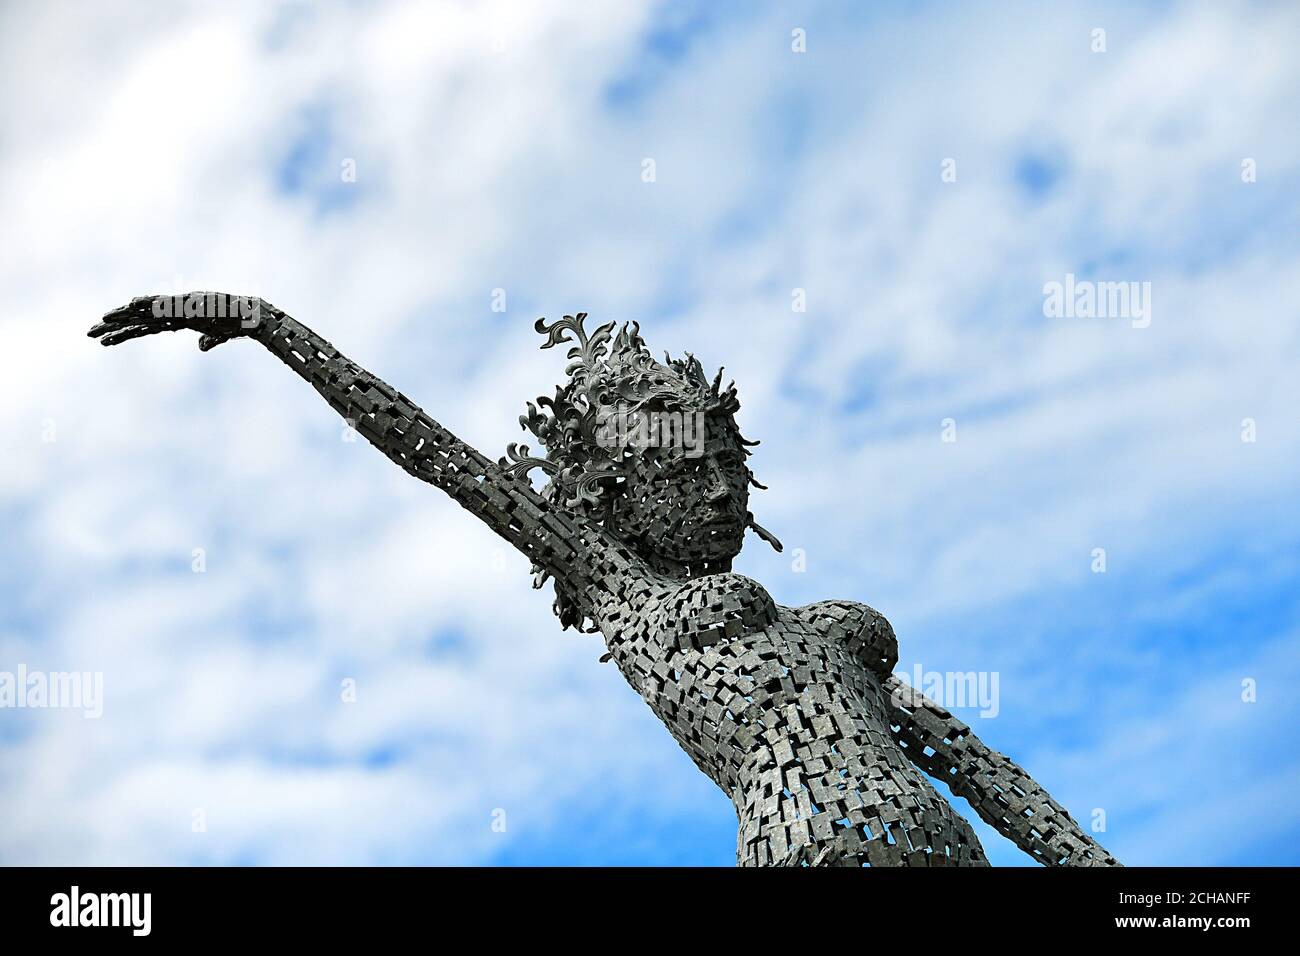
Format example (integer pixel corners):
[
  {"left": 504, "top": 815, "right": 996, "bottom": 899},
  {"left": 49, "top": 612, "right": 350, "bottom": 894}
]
[
  {"left": 787, "top": 599, "right": 898, "bottom": 678},
  {"left": 650, "top": 572, "right": 779, "bottom": 652}
]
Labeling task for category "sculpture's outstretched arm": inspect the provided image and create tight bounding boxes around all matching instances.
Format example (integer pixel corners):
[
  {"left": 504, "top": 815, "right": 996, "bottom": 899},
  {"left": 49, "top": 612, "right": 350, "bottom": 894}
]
[
  {"left": 881, "top": 674, "right": 1122, "bottom": 867},
  {"left": 89, "top": 294, "right": 642, "bottom": 601}
]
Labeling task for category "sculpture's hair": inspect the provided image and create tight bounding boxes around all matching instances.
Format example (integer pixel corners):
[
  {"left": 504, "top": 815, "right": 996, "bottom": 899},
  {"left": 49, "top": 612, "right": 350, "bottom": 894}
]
[{"left": 499, "top": 313, "right": 768, "bottom": 630}]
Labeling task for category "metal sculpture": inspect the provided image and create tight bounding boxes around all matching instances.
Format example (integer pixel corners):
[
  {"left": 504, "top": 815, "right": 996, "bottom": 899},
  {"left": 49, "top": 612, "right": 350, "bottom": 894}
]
[{"left": 90, "top": 295, "right": 1120, "bottom": 867}]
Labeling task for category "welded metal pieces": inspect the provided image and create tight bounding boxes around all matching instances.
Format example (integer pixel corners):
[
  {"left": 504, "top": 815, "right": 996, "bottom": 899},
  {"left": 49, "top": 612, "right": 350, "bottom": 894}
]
[{"left": 91, "top": 298, "right": 1120, "bottom": 867}]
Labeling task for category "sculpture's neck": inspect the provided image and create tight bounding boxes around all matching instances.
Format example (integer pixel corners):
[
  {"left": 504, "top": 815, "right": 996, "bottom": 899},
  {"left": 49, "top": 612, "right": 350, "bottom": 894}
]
[{"left": 640, "top": 551, "right": 733, "bottom": 581}]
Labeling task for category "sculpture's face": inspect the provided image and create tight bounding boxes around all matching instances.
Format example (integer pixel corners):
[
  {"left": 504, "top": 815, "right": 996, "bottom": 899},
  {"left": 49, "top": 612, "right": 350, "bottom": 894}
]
[{"left": 611, "top": 411, "right": 750, "bottom": 566}]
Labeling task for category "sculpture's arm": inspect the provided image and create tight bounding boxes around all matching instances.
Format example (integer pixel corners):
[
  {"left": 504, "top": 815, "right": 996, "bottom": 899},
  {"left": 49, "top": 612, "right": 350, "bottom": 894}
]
[
  {"left": 881, "top": 674, "right": 1121, "bottom": 867},
  {"left": 89, "top": 294, "right": 642, "bottom": 601}
]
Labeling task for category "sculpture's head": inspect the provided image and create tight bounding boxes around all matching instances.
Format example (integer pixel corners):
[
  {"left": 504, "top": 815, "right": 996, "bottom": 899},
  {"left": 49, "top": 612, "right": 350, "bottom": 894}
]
[
  {"left": 608, "top": 400, "right": 753, "bottom": 565},
  {"left": 502, "top": 314, "right": 781, "bottom": 627}
]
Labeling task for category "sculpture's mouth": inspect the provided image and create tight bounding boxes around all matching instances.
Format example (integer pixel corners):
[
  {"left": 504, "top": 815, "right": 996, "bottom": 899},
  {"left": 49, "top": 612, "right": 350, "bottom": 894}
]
[{"left": 697, "top": 509, "right": 745, "bottom": 535}]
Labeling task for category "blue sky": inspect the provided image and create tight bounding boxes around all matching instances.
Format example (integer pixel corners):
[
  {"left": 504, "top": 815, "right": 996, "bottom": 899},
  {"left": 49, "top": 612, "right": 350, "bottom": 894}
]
[{"left": 0, "top": 0, "right": 1297, "bottom": 866}]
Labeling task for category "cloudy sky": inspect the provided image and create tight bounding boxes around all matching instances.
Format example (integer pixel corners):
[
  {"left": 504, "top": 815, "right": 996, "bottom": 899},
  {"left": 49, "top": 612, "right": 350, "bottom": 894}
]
[{"left": 1, "top": 0, "right": 1297, "bottom": 866}]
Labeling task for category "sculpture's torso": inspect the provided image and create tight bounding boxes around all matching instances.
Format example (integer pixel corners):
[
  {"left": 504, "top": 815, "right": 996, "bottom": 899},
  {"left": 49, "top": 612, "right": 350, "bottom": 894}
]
[{"left": 591, "top": 572, "right": 988, "bottom": 866}]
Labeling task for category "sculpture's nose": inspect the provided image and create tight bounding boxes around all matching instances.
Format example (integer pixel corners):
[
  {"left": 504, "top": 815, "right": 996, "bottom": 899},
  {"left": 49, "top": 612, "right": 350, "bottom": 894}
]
[{"left": 705, "top": 459, "right": 731, "bottom": 503}]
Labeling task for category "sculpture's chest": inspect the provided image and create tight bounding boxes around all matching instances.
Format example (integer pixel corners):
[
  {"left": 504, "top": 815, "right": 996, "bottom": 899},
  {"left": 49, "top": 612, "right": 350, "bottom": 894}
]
[
  {"left": 624, "top": 575, "right": 897, "bottom": 674},
  {"left": 597, "top": 574, "right": 898, "bottom": 700}
]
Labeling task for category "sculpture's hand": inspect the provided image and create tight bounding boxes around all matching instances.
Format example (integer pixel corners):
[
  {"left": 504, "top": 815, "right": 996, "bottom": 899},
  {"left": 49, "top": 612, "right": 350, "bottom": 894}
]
[{"left": 88, "top": 292, "right": 267, "bottom": 351}]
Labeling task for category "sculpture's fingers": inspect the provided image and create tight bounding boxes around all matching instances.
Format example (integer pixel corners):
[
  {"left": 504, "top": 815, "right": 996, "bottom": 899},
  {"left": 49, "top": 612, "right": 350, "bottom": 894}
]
[
  {"left": 102, "top": 300, "right": 148, "bottom": 322},
  {"left": 97, "top": 324, "right": 162, "bottom": 347},
  {"left": 88, "top": 312, "right": 159, "bottom": 338},
  {"left": 100, "top": 294, "right": 174, "bottom": 326}
]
